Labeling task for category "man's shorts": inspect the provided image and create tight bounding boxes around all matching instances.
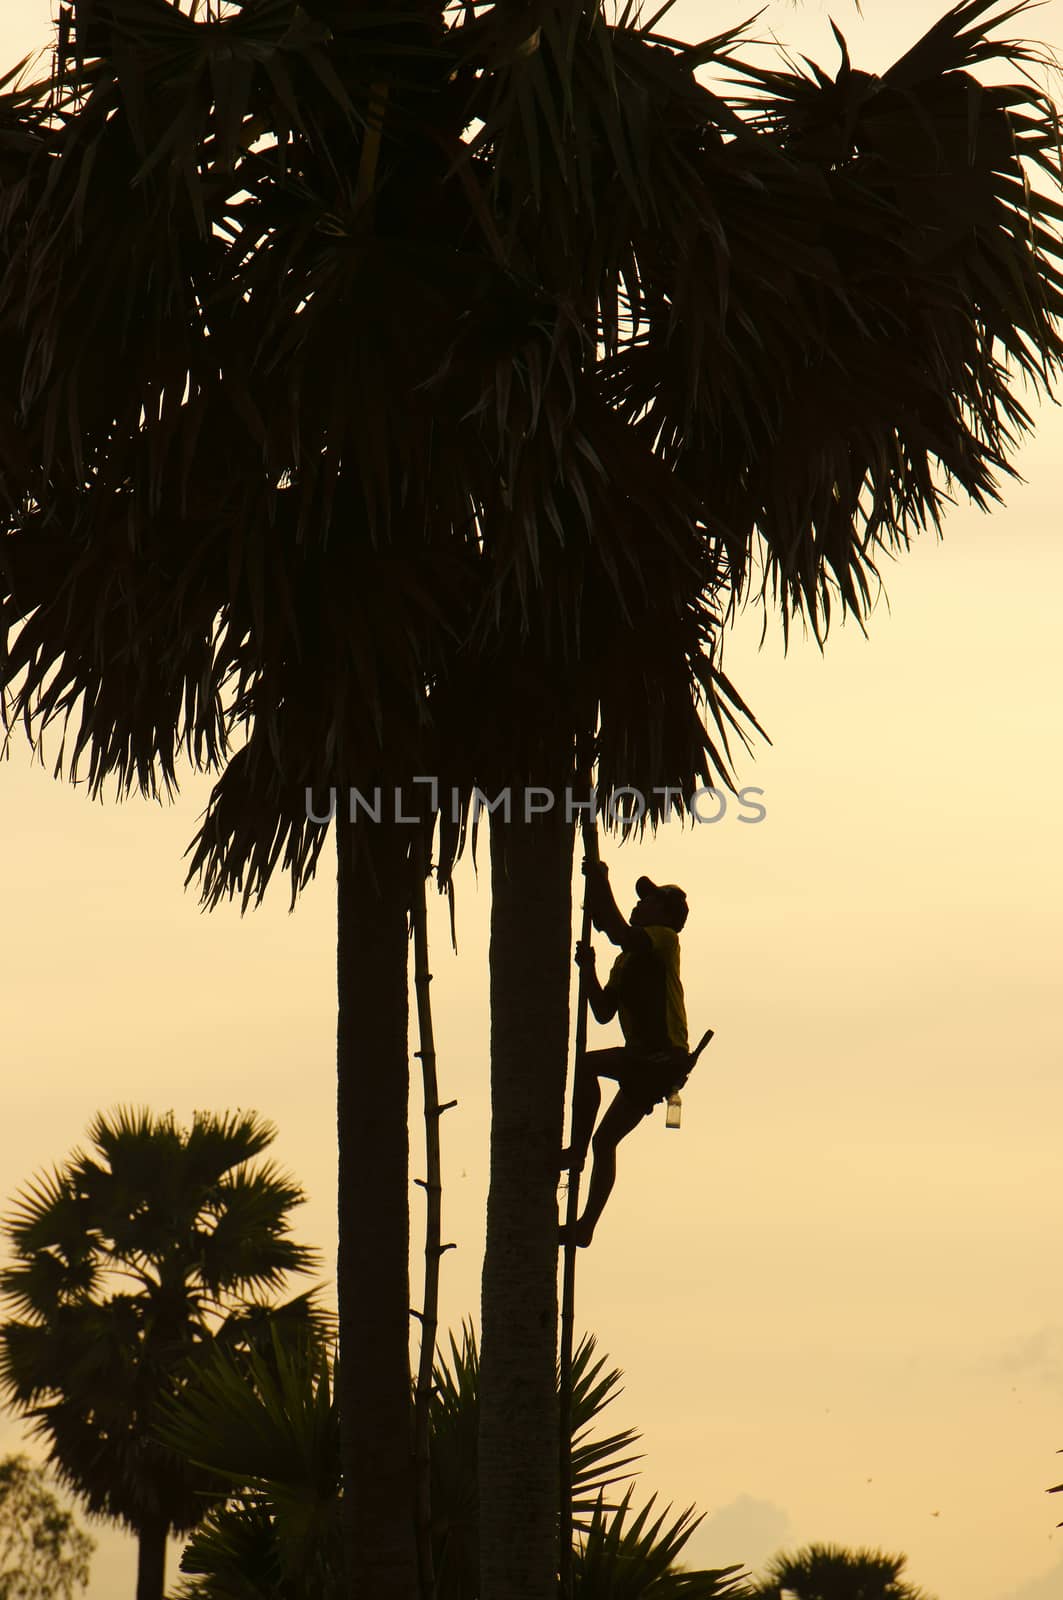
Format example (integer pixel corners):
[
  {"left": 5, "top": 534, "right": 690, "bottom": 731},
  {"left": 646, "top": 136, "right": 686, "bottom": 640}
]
[{"left": 586, "top": 1044, "right": 690, "bottom": 1118}]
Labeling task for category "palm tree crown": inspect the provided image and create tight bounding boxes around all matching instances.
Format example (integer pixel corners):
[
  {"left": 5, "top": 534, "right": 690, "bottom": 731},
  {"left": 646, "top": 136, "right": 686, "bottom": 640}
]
[{"left": 750, "top": 1543, "right": 933, "bottom": 1600}]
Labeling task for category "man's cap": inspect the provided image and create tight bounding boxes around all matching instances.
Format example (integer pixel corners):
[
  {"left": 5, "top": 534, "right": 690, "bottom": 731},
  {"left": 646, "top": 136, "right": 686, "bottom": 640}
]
[{"left": 635, "top": 876, "right": 688, "bottom": 911}]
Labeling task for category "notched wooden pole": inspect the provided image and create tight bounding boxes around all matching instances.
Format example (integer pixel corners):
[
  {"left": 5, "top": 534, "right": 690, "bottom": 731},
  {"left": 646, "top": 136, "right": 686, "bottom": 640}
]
[{"left": 412, "top": 826, "right": 452, "bottom": 1600}]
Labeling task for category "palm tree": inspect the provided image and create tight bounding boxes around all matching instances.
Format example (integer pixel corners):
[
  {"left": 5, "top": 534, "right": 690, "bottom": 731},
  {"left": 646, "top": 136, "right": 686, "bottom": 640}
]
[
  {"left": 157, "top": 1321, "right": 746, "bottom": 1600},
  {"left": 473, "top": 3, "right": 1063, "bottom": 1587},
  {"left": 0, "top": 11, "right": 482, "bottom": 1595},
  {"left": 749, "top": 1544, "right": 933, "bottom": 1600},
  {"left": 0, "top": 1108, "right": 322, "bottom": 1600},
  {"left": 469, "top": 2, "right": 1063, "bottom": 1592}
]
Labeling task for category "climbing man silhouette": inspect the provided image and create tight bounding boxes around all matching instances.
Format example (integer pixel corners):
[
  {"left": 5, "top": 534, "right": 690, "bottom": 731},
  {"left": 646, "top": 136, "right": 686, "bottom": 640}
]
[{"left": 560, "top": 861, "right": 691, "bottom": 1247}]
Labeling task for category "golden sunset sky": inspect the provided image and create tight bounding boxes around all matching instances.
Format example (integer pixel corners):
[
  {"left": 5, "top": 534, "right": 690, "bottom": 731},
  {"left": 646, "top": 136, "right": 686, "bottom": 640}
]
[{"left": 2, "top": 1, "right": 1062, "bottom": 1596}]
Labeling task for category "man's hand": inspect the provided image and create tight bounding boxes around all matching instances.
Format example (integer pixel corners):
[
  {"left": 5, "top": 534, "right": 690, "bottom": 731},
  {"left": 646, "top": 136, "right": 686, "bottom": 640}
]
[
  {"left": 574, "top": 940, "right": 597, "bottom": 971},
  {"left": 576, "top": 937, "right": 618, "bottom": 1025},
  {"left": 581, "top": 858, "right": 609, "bottom": 880}
]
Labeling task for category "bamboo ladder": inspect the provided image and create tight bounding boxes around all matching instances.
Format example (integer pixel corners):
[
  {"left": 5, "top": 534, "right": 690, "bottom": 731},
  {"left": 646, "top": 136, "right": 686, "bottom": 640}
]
[{"left": 558, "top": 814, "right": 600, "bottom": 1599}]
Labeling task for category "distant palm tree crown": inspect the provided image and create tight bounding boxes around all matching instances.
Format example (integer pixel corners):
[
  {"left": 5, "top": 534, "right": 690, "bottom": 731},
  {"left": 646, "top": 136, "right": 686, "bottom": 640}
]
[{"left": 0, "top": 1108, "right": 323, "bottom": 1543}]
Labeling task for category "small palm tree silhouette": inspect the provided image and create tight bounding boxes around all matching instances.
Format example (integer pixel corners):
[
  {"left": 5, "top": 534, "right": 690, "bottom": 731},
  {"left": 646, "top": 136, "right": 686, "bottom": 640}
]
[{"left": 0, "top": 1108, "right": 322, "bottom": 1600}]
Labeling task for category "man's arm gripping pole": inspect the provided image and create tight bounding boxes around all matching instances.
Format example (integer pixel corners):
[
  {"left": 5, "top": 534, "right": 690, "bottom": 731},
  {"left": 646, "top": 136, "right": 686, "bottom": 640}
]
[{"left": 558, "top": 815, "right": 599, "bottom": 1598}]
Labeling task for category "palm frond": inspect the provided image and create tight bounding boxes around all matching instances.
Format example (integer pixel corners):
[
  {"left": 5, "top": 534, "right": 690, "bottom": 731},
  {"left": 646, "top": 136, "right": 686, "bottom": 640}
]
[
  {"left": 574, "top": 1486, "right": 750, "bottom": 1599},
  {"left": 569, "top": 1334, "right": 642, "bottom": 1522}
]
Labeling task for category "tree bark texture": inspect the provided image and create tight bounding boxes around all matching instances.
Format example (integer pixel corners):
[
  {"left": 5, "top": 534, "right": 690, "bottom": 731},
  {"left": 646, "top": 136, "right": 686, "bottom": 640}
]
[
  {"left": 337, "top": 820, "right": 419, "bottom": 1600},
  {"left": 479, "top": 808, "right": 574, "bottom": 1600}
]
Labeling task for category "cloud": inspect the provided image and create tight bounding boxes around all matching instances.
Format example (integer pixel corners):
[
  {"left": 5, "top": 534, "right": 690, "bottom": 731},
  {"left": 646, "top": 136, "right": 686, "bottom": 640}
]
[
  {"left": 995, "top": 1551, "right": 1063, "bottom": 1600},
  {"left": 687, "top": 1493, "right": 794, "bottom": 1572},
  {"left": 990, "top": 1324, "right": 1063, "bottom": 1391}
]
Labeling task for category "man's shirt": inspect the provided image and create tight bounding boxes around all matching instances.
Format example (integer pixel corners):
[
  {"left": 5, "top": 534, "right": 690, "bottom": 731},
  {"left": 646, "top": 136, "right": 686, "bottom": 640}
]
[{"left": 604, "top": 924, "right": 688, "bottom": 1054}]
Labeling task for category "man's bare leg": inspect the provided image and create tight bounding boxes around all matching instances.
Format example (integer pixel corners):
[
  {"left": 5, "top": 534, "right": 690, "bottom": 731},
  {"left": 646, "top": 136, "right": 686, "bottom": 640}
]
[
  {"left": 560, "top": 1048, "right": 626, "bottom": 1173},
  {"left": 562, "top": 1091, "right": 645, "bottom": 1247},
  {"left": 559, "top": 1059, "right": 599, "bottom": 1174}
]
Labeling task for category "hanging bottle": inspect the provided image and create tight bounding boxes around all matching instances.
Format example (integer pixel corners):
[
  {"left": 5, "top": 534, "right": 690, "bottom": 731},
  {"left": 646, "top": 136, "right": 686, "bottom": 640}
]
[{"left": 665, "top": 1092, "right": 682, "bottom": 1130}]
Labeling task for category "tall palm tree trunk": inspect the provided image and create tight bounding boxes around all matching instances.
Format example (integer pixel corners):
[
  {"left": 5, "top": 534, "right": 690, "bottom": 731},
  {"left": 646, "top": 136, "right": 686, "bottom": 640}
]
[
  {"left": 480, "top": 806, "right": 574, "bottom": 1600},
  {"left": 135, "top": 1516, "right": 167, "bottom": 1600},
  {"left": 337, "top": 819, "right": 419, "bottom": 1600}
]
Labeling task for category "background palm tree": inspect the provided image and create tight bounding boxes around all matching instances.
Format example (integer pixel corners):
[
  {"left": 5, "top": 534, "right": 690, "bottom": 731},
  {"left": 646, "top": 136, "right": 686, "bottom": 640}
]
[
  {"left": 748, "top": 1544, "right": 934, "bottom": 1600},
  {"left": 0, "top": 1108, "right": 321, "bottom": 1600}
]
